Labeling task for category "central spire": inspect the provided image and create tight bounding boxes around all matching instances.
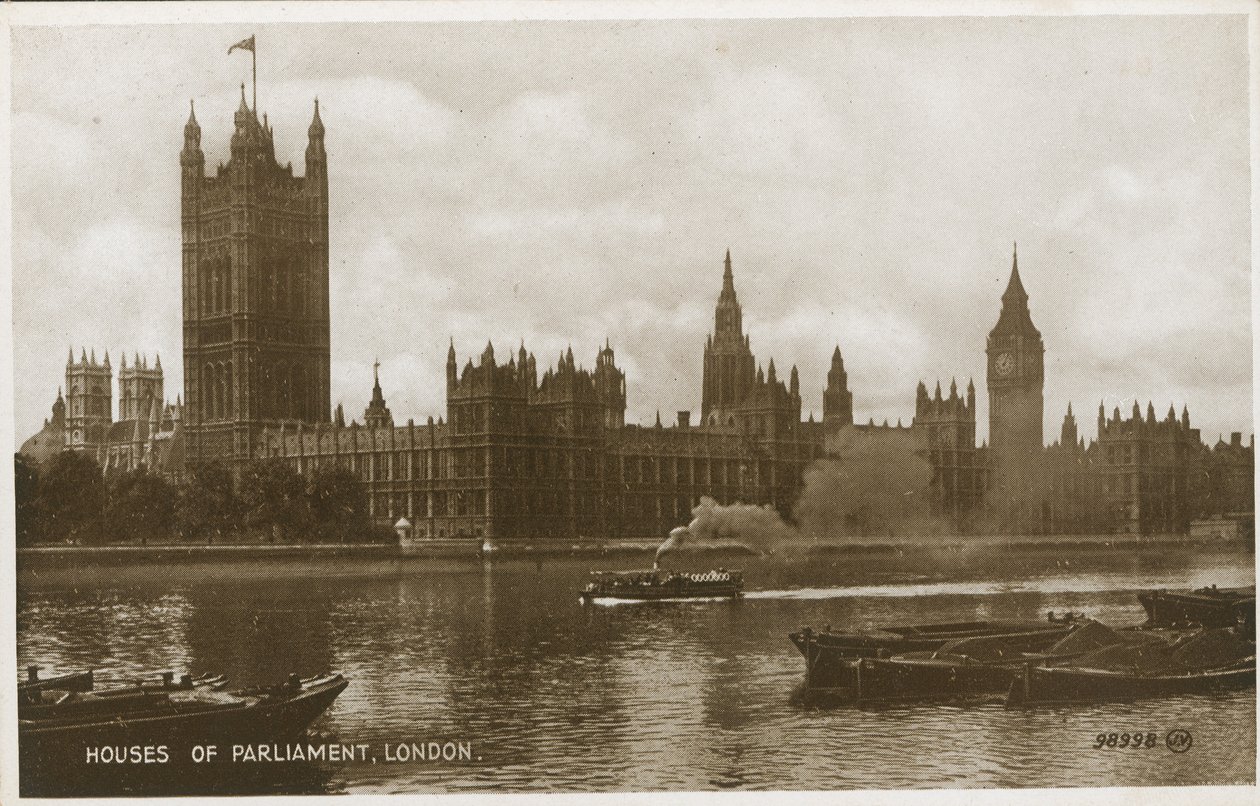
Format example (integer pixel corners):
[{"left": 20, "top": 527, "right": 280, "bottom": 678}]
[{"left": 720, "top": 247, "right": 736, "bottom": 302}]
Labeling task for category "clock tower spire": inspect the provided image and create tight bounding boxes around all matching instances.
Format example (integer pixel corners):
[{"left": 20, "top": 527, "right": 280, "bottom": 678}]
[{"left": 986, "top": 242, "right": 1044, "bottom": 464}]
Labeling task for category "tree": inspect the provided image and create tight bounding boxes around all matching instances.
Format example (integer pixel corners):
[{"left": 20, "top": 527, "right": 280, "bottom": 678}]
[
  {"left": 306, "top": 465, "right": 368, "bottom": 542},
  {"left": 15, "top": 453, "right": 42, "bottom": 545},
  {"left": 104, "top": 469, "right": 177, "bottom": 543},
  {"left": 175, "top": 461, "right": 240, "bottom": 541},
  {"left": 34, "top": 450, "right": 105, "bottom": 543},
  {"left": 240, "top": 458, "right": 311, "bottom": 541}
]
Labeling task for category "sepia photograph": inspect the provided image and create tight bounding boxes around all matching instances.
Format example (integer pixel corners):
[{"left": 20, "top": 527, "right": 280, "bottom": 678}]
[{"left": 2, "top": 2, "right": 1256, "bottom": 802}]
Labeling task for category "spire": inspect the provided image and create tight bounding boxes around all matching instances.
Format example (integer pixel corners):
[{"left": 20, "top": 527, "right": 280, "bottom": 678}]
[
  {"left": 1003, "top": 242, "right": 1028, "bottom": 304},
  {"left": 789, "top": 365, "right": 800, "bottom": 396},
  {"left": 103, "top": 350, "right": 110, "bottom": 367},
  {"left": 949, "top": 377, "right": 958, "bottom": 399},
  {"left": 767, "top": 359, "right": 777, "bottom": 385},
  {"left": 182, "top": 99, "right": 203, "bottom": 170},
  {"left": 447, "top": 338, "right": 456, "bottom": 364},
  {"left": 155, "top": 352, "right": 161, "bottom": 371},
  {"left": 67, "top": 347, "right": 73, "bottom": 366},
  {"left": 831, "top": 345, "right": 843, "bottom": 367},
  {"left": 989, "top": 241, "right": 1040, "bottom": 339},
  {"left": 719, "top": 248, "right": 736, "bottom": 302},
  {"left": 184, "top": 99, "right": 200, "bottom": 140},
  {"left": 310, "top": 97, "right": 324, "bottom": 137},
  {"left": 306, "top": 98, "right": 326, "bottom": 166},
  {"left": 120, "top": 352, "right": 127, "bottom": 370},
  {"left": 934, "top": 380, "right": 942, "bottom": 401},
  {"left": 233, "top": 82, "right": 252, "bottom": 130}
]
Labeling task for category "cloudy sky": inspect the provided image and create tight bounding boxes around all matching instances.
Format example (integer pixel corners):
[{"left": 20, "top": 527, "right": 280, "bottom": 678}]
[{"left": 9, "top": 13, "right": 1252, "bottom": 446}]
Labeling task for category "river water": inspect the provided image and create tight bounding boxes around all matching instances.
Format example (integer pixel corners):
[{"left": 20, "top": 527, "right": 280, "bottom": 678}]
[{"left": 16, "top": 545, "right": 1257, "bottom": 794}]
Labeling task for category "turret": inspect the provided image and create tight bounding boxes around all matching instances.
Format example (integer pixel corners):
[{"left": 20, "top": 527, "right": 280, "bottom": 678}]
[
  {"left": 823, "top": 346, "right": 854, "bottom": 427},
  {"left": 1060, "top": 402, "right": 1077, "bottom": 446},
  {"left": 51, "top": 388, "right": 65, "bottom": 430},
  {"left": 789, "top": 365, "right": 800, "bottom": 397},
  {"left": 446, "top": 339, "right": 457, "bottom": 392},
  {"left": 305, "top": 98, "right": 326, "bottom": 176},
  {"left": 181, "top": 100, "right": 204, "bottom": 174}
]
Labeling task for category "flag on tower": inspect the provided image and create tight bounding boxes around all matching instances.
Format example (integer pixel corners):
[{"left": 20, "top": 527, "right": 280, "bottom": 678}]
[{"left": 228, "top": 35, "right": 255, "bottom": 54}]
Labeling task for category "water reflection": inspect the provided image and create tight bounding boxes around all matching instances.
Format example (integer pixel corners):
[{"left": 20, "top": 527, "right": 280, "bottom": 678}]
[{"left": 17, "top": 548, "right": 1256, "bottom": 794}]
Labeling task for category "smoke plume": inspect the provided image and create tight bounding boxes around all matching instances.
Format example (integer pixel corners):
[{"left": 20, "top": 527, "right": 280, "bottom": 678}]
[
  {"left": 654, "top": 497, "right": 796, "bottom": 565},
  {"left": 793, "top": 426, "right": 944, "bottom": 542}
]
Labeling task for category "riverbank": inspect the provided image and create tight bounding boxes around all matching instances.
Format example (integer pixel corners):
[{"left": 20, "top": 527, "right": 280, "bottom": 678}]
[{"left": 16, "top": 533, "right": 1253, "bottom": 588}]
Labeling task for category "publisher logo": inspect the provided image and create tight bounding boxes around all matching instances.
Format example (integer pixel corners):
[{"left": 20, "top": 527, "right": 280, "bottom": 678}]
[{"left": 1165, "top": 729, "right": 1192, "bottom": 753}]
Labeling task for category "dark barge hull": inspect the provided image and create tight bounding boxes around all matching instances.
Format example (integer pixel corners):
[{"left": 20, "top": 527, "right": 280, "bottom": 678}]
[
  {"left": 789, "top": 622, "right": 1072, "bottom": 690},
  {"left": 1138, "top": 587, "right": 1255, "bottom": 631},
  {"left": 18, "top": 669, "right": 94, "bottom": 695},
  {"left": 817, "top": 656, "right": 1025, "bottom": 704},
  {"left": 1006, "top": 659, "right": 1257, "bottom": 706},
  {"left": 19, "top": 674, "right": 348, "bottom": 789}
]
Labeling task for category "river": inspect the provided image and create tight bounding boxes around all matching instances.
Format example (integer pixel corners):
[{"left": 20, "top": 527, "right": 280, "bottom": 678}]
[{"left": 16, "top": 544, "right": 1256, "bottom": 794}]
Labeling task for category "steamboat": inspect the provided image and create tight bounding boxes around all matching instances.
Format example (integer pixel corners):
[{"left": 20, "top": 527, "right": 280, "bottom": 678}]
[{"left": 579, "top": 568, "right": 744, "bottom": 604}]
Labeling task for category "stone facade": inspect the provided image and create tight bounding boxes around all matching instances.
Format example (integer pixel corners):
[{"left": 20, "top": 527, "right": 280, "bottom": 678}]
[
  {"left": 21, "top": 350, "right": 183, "bottom": 475},
  {"left": 180, "top": 89, "right": 331, "bottom": 466},
  {"left": 256, "top": 256, "right": 824, "bottom": 539}
]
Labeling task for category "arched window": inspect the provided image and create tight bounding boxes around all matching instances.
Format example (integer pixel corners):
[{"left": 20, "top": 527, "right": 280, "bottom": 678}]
[
  {"left": 203, "top": 263, "right": 214, "bottom": 315},
  {"left": 202, "top": 364, "right": 214, "bottom": 420},
  {"left": 218, "top": 255, "right": 230, "bottom": 313},
  {"left": 223, "top": 362, "right": 233, "bottom": 419}
]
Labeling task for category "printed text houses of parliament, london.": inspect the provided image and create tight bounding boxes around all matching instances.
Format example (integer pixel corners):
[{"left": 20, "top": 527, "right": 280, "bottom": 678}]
[{"left": 20, "top": 84, "right": 1255, "bottom": 541}]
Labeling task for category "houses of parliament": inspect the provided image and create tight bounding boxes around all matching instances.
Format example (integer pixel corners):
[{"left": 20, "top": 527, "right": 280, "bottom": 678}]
[{"left": 20, "top": 84, "right": 1255, "bottom": 541}]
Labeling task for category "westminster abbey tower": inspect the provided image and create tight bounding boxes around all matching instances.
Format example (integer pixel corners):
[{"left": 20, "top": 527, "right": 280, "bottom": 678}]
[{"left": 181, "top": 86, "right": 332, "bottom": 465}]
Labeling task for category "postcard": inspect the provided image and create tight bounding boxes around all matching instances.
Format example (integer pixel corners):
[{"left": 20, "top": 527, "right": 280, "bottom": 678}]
[{"left": 2, "top": 2, "right": 1256, "bottom": 803}]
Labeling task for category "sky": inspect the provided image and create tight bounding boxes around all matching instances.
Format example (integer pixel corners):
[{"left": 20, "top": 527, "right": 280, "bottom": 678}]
[{"left": 8, "top": 13, "right": 1253, "bottom": 446}]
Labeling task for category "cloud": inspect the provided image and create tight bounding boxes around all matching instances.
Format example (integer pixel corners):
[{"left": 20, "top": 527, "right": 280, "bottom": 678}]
[{"left": 8, "top": 17, "right": 1252, "bottom": 452}]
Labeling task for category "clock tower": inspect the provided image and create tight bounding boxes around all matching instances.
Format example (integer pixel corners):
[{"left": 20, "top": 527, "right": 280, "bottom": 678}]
[{"left": 986, "top": 244, "right": 1044, "bottom": 464}]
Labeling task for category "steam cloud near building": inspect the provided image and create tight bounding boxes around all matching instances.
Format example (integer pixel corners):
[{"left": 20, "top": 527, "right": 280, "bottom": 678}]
[{"left": 654, "top": 434, "right": 942, "bottom": 561}]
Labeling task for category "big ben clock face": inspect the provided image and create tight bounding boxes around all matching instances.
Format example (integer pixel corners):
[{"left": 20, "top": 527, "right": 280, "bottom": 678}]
[{"left": 995, "top": 352, "right": 1015, "bottom": 377}]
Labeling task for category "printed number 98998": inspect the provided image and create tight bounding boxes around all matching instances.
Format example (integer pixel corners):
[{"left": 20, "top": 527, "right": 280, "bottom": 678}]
[{"left": 1094, "top": 732, "right": 1158, "bottom": 749}]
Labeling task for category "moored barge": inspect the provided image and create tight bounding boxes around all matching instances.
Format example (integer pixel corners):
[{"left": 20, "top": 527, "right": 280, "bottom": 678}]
[{"left": 1138, "top": 585, "right": 1255, "bottom": 631}]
